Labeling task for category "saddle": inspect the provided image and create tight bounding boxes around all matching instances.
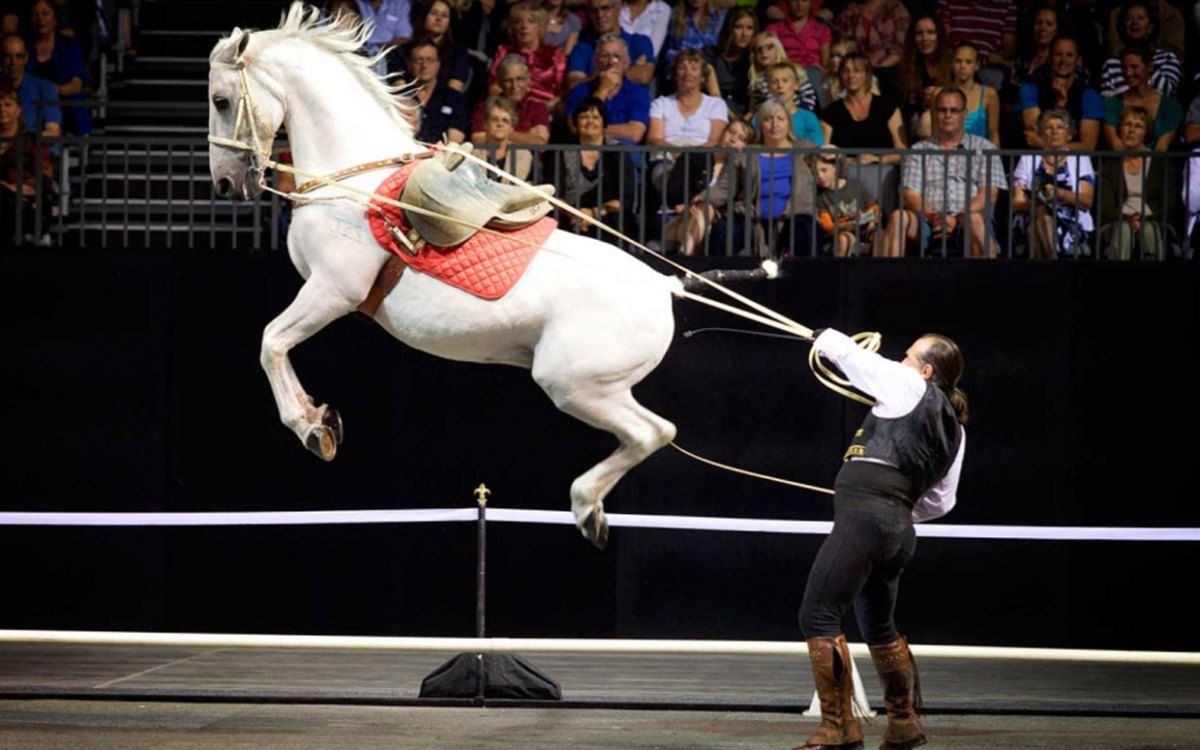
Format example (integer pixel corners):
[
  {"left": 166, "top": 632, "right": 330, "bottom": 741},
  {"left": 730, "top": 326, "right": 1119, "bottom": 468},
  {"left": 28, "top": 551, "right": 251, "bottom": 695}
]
[{"left": 399, "top": 144, "right": 556, "bottom": 248}]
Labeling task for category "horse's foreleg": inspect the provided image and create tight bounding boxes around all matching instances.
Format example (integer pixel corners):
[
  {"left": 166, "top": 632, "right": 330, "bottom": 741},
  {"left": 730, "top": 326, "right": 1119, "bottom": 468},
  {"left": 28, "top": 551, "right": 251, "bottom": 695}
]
[{"left": 261, "top": 277, "right": 357, "bottom": 461}]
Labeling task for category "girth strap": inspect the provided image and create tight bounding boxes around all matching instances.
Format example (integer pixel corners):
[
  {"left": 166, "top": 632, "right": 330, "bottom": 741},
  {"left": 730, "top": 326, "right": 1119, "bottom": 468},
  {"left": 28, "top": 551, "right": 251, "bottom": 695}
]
[{"left": 357, "top": 254, "right": 408, "bottom": 317}]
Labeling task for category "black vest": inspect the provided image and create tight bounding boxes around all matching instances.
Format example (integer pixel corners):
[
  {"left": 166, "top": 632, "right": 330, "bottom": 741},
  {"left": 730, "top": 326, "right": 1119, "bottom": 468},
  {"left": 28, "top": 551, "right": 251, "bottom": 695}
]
[{"left": 843, "top": 382, "right": 961, "bottom": 499}]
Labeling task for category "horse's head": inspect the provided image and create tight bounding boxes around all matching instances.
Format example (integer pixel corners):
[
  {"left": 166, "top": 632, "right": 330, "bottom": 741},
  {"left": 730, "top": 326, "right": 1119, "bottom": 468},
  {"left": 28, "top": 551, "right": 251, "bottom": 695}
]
[{"left": 208, "top": 27, "right": 285, "bottom": 201}]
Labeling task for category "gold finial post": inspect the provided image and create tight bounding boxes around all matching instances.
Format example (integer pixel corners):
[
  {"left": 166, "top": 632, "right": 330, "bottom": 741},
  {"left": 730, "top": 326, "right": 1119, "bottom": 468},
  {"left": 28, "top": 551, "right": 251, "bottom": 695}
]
[{"left": 474, "top": 483, "right": 490, "bottom": 508}]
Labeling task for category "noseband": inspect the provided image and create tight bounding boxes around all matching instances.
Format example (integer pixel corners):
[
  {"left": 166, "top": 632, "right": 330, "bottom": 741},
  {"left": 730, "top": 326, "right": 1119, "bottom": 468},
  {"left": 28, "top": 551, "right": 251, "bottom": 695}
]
[{"left": 207, "top": 57, "right": 272, "bottom": 190}]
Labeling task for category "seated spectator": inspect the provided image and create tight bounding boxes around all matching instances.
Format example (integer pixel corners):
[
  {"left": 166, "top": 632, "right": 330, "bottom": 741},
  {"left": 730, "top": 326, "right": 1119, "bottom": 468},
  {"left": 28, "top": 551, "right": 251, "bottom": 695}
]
[
  {"left": 566, "top": 0, "right": 654, "bottom": 89},
  {"left": 823, "top": 34, "right": 879, "bottom": 104},
  {"left": 819, "top": 52, "right": 905, "bottom": 164},
  {"left": 620, "top": 0, "right": 670, "bottom": 58},
  {"left": 355, "top": 0, "right": 412, "bottom": 73},
  {"left": 556, "top": 97, "right": 640, "bottom": 242},
  {"left": 647, "top": 49, "right": 728, "bottom": 207},
  {"left": 1011, "top": 109, "right": 1095, "bottom": 259},
  {"left": 390, "top": 0, "right": 471, "bottom": 93},
  {"left": 814, "top": 147, "right": 879, "bottom": 257},
  {"left": 474, "top": 96, "right": 534, "bottom": 182},
  {"left": 1098, "top": 105, "right": 1177, "bottom": 260},
  {"left": 545, "top": 0, "right": 582, "bottom": 55},
  {"left": 1, "top": 4, "right": 16, "bottom": 35},
  {"left": 322, "top": 0, "right": 361, "bottom": 23},
  {"left": 878, "top": 87, "right": 1005, "bottom": 258},
  {"left": 835, "top": 0, "right": 909, "bottom": 91},
  {"left": 405, "top": 39, "right": 469, "bottom": 143},
  {"left": 662, "top": 0, "right": 727, "bottom": 67},
  {"left": 1014, "top": 2, "right": 1068, "bottom": 86},
  {"left": 668, "top": 118, "right": 754, "bottom": 255},
  {"left": 702, "top": 7, "right": 756, "bottom": 118},
  {"left": 488, "top": 2, "right": 567, "bottom": 111},
  {"left": 564, "top": 34, "right": 650, "bottom": 143},
  {"left": 947, "top": 42, "right": 999, "bottom": 145},
  {"left": 766, "top": 0, "right": 831, "bottom": 68},
  {"left": 1185, "top": 93, "right": 1200, "bottom": 148},
  {"left": 752, "top": 62, "right": 823, "bottom": 144},
  {"left": 1014, "top": 36, "right": 1102, "bottom": 152},
  {"left": 471, "top": 55, "right": 551, "bottom": 144},
  {"left": 1098, "top": 0, "right": 1182, "bottom": 97},
  {"left": 935, "top": 0, "right": 1016, "bottom": 73},
  {"left": 898, "top": 13, "right": 950, "bottom": 142},
  {"left": 2, "top": 34, "right": 60, "bottom": 138},
  {"left": 0, "top": 83, "right": 54, "bottom": 241},
  {"left": 1105, "top": 0, "right": 1183, "bottom": 56},
  {"left": 1101, "top": 44, "right": 1181, "bottom": 152},
  {"left": 695, "top": 97, "right": 818, "bottom": 258},
  {"left": 24, "top": 0, "right": 88, "bottom": 135},
  {"left": 746, "top": 31, "right": 817, "bottom": 116}
]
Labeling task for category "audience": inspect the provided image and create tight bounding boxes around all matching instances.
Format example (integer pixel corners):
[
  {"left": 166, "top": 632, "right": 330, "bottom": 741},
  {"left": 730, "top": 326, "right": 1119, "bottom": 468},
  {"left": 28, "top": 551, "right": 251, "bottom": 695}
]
[
  {"left": 935, "top": 0, "right": 1016, "bottom": 73},
  {"left": 1011, "top": 109, "right": 1095, "bottom": 259},
  {"left": 746, "top": 31, "right": 817, "bottom": 116},
  {"left": 820, "top": 52, "right": 905, "bottom": 164},
  {"left": 823, "top": 34, "right": 878, "bottom": 104},
  {"left": 898, "top": 12, "right": 950, "bottom": 142},
  {"left": 1104, "top": 0, "right": 1184, "bottom": 57},
  {"left": 567, "top": 0, "right": 654, "bottom": 89},
  {"left": 1098, "top": 105, "right": 1177, "bottom": 259},
  {"left": 814, "top": 147, "right": 879, "bottom": 257},
  {"left": 1098, "top": 0, "right": 1182, "bottom": 97},
  {"left": 391, "top": 0, "right": 471, "bottom": 93},
  {"left": 543, "top": 0, "right": 582, "bottom": 56},
  {"left": 0, "top": 82, "right": 53, "bottom": 238},
  {"left": 25, "top": 0, "right": 88, "bottom": 135},
  {"left": 354, "top": 0, "right": 412, "bottom": 72},
  {"left": 488, "top": 2, "right": 567, "bottom": 112},
  {"left": 620, "top": 0, "right": 670, "bottom": 58},
  {"left": 662, "top": 0, "right": 726, "bottom": 67},
  {"left": 2, "top": 33, "right": 59, "bottom": 137},
  {"left": 702, "top": 6, "right": 755, "bottom": 118},
  {"left": 406, "top": 38, "right": 470, "bottom": 143},
  {"left": 1101, "top": 43, "right": 1181, "bottom": 152},
  {"left": 648, "top": 49, "right": 728, "bottom": 208},
  {"left": 948, "top": 42, "right": 999, "bottom": 145},
  {"left": 1014, "top": 36, "right": 1102, "bottom": 152},
  {"left": 766, "top": 0, "right": 831, "bottom": 69},
  {"left": 753, "top": 61, "right": 824, "bottom": 144},
  {"left": 1014, "top": 1, "right": 1068, "bottom": 85},
  {"left": 564, "top": 34, "right": 650, "bottom": 143},
  {"left": 834, "top": 0, "right": 909, "bottom": 91},
  {"left": 471, "top": 54, "right": 551, "bottom": 144},
  {"left": 679, "top": 118, "right": 754, "bottom": 255},
  {"left": 557, "top": 96, "right": 640, "bottom": 240},
  {"left": 475, "top": 95, "right": 534, "bottom": 181}
]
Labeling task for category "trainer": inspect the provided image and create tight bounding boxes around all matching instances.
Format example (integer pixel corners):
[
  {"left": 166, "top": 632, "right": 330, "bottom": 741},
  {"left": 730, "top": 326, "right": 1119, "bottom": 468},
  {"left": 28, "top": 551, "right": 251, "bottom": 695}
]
[{"left": 796, "top": 329, "right": 967, "bottom": 750}]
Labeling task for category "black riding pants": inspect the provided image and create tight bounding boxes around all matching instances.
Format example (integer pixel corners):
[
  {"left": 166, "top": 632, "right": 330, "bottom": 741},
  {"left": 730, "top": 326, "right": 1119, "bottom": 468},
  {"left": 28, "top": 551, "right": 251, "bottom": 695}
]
[{"left": 798, "top": 461, "right": 917, "bottom": 646}]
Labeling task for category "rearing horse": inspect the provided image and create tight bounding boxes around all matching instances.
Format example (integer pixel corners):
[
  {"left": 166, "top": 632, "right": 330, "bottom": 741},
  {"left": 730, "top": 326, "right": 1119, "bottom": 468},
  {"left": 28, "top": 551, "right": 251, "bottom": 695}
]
[{"left": 207, "top": 3, "right": 683, "bottom": 549}]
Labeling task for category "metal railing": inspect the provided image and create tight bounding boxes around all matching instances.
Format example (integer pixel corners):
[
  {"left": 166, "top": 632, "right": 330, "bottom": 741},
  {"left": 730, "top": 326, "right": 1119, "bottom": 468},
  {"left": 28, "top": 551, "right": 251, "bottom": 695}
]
[{"left": 3, "top": 135, "right": 1197, "bottom": 259}]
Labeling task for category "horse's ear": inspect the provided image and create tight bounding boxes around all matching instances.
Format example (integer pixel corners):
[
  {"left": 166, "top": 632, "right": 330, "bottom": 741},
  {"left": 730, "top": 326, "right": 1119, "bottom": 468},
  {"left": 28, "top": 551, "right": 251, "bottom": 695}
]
[
  {"left": 235, "top": 30, "right": 251, "bottom": 59},
  {"left": 218, "top": 28, "right": 249, "bottom": 64}
]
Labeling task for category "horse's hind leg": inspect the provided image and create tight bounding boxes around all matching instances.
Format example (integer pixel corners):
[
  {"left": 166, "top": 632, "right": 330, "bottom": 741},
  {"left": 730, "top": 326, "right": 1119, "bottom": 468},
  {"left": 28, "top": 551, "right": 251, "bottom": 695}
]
[{"left": 537, "top": 376, "right": 676, "bottom": 550}]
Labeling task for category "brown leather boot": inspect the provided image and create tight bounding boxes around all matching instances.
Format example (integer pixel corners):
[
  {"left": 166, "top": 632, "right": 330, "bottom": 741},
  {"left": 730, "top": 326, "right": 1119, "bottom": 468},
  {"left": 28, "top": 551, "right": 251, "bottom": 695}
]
[
  {"left": 869, "top": 636, "right": 926, "bottom": 750},
  {"left": 795, "top": 635, "right": 864, "bottom": 749}
]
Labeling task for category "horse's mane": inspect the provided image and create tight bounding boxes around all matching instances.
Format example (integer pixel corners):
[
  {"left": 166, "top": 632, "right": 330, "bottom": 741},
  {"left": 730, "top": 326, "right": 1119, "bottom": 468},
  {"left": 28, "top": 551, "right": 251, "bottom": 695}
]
[{"left": 215, "top": 1, "right": 417, "bottom": 136}]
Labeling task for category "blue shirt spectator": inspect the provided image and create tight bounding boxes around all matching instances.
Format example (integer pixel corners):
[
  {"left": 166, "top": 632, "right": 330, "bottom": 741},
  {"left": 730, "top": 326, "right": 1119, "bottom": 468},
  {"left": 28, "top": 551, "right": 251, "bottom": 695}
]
[
  {"left": 567, "top": 0, "right": 654, "bottom": 88},
  {"left": 3, "top": 34, "right": 59, "bottom": 136},
  {"left": 569, "top": 29, "right": 654, "bottom": 82},
  {"left": 1012, "top": 37, "right": 1102, "bottom": 152},
  {"left": 24, "top": 0, "right": 89, "bottom": 135}
]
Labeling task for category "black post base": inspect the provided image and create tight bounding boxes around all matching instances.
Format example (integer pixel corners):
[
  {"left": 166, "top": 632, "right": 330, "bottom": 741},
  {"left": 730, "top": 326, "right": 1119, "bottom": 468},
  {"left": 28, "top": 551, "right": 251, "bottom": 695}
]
[{"left": 419, "top": 652, "right": 562, "bottom": 700}]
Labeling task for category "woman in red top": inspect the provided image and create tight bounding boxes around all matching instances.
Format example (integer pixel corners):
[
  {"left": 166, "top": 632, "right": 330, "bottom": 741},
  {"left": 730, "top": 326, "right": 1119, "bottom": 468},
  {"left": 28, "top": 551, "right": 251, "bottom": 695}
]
[
  {"left": 487, "top": 1, "right": 567, "bottom": 112},
  {"left": 834, "top": 0, "right": 909, "bottom": 92},
  {"left": 766, "top": 0, "right": 830, "bottom": 68}
]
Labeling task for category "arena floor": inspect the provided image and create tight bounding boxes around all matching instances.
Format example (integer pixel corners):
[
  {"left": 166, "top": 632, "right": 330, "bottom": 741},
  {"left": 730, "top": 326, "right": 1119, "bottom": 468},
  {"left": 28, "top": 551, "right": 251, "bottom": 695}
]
[{"left": 1, "top": 645, "right": 1197, "bottom": 748}]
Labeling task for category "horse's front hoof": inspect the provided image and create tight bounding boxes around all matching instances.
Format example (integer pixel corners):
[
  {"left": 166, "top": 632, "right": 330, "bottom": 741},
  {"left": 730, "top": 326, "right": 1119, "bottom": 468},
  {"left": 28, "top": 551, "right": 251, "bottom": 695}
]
[
  {"left": 305, "top": 424, "right": 338, "bottom": 461},
  {"left": 580, "top": 508, "right": 609, "bottom": 551},
  {"left": 321, "top": 407, "right": 344, "bottom": 445}
]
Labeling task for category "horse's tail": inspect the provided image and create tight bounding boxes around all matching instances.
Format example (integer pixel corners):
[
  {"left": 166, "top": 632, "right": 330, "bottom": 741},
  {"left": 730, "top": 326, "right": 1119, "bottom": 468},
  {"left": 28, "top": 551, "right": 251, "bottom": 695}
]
[{"left": 673, "top": 259, "right": 779, "bottom": 297}]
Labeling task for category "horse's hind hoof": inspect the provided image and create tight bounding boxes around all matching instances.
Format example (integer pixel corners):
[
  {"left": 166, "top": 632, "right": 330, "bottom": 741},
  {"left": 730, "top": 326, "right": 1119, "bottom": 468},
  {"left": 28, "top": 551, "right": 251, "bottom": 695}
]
[
  {"left": 321, "top": 408, "right": 344, "bottom": 445},
  {"left": 305, "top": 424, "right": 338, "bottom": 461},
  {"left": 580, "top": 509, "right": 609, "bottom": 551}
]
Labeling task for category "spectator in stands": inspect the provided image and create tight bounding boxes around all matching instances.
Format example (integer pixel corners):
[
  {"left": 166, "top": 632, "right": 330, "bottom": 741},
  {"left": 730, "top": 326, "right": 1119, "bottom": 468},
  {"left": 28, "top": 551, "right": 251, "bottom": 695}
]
[
  {"left": 822, "top": 34, "right": 878, "bottom": 104},
  {"left": 1011, "top": 109, "right": 1095, "bottom": 259},
  {"left": 647, "top": 49, "right": 729, "bottom": 208},
  {"left": 1014, "top": 2, "right": 1068, "bottom": 85},
  {"left": 662, "top": 0, "right": 727, "bottom": 67},
  {"left": 1185, "top": 93, "right": 1200, "bottom": 148},
  {"left": 834, "top": 0, "right": 909, "bottom": 91},
  {"left": 1098, "top": 0, "right": 1182, "bottom": 97},
  {"left": 1, "top": 3, "right": 16, "bottom": 35},
  {"left": 24, "top": 0, "right": 88, "bottom": 135},
  {"left": 678, "top": 118, "right": 754, "bottom": 255},
  {"left": 1105, "top": 0, "right": 1183, "bottom": 56},
  {"left": 406, "top": 38, "right": 469, "bottom": 143},
  {"left": 898, "top": 13, "right": 950, "bottom": 142},
  {"left": 935, "top": 0, "right": 1017, "bottom": 73},
  {"left": 471, "top": 54, "right": 551, "bottom": 144},
  {"left": 355, "top": 0, "right": 412, "bottom": 72},
  {"left": 0, "top": 83, "right": 54, "bottom": 241},
  {"left": 702, "top": 6, "right": 755, "bottom": 118},
  {"left": 753, "top": 61, "right": 824, "bottom": 144},
  {"left": 1098, "top": 105, "right": 1176, "bottom": 260},
  {"left": 820, "top": 52, "right": 905, "bottom": 164},
  {"left": 391, "top": 0, "right": 471, "bottom": 93},
  {"left": 564, "top": 34, "right": 650, "bottom": 143},
  {"left": 746, "top": 31, "right": 818, "bottom": 116},
  {"left": 322, "top": 0, "right": 361, "bottom": 22},
  {"left": 544, "top": 0, "right": 582, "bottom": 55},
  {"left": 1014, "top": 36, "right": 1102, "bottom": 152},
  {"left": 557, "top": 96, "right": 640, "bottom": 241},
  {"left": 2, "top": 35, "right": 59, "bottom": 138},
  {"left": 878, "top": 87, "right": 1005, "bottom": 258},
  {"left": 766, "top": 0, "right": 831, "bottom": 69},
  {"left": 948, "top": 42, "right": 999, "bottom": 145},
  {"left": 1101, "top": 44, "right": 1181, "bottom": 152},
  {"left": 815, "top": 147, "right": 879, "bottom": 257},
  {"left": 474, "top": 96, "right": 534, "bottom": 181},
  {"left": 696, "top": 96, "right": 818, "bottom": 258},
  {"left": 620, "top": 0, "right": 670, "bottom": 58},
  {"left": 566, "top": 0, "right": 654, "bottom": 89},
  {"left": 488, "top": 2, "right": 567, "bottom": 111}
]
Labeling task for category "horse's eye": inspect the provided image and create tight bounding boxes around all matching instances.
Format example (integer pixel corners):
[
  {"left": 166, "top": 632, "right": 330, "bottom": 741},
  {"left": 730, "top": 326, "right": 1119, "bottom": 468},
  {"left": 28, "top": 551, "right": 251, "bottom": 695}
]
[{"left": 213, "top": 96, "right": 231, "bottom": 112}]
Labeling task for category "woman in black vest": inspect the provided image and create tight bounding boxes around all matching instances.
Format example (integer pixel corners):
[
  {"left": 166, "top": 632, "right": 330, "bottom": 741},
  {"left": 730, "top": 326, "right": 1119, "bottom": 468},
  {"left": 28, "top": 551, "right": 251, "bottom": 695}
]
[{"left": 795, "top": 330, "right": 968, "bottom": 750}]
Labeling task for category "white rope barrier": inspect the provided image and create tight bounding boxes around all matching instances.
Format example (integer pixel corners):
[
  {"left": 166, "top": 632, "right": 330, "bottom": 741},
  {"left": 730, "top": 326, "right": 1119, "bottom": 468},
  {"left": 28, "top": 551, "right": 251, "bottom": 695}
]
[
  {"left": 0, "top": 630, "right": 1196, "bottom": 664},
  {"left": 1, "top": 508, "right": 1197, "bottom": 541}
]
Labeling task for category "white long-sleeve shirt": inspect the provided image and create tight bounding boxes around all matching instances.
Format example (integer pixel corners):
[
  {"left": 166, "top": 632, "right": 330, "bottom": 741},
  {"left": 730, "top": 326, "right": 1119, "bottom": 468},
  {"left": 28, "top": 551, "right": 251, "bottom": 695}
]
[{"left": 814, "top": 329, "right": 965, "bottom": 522}]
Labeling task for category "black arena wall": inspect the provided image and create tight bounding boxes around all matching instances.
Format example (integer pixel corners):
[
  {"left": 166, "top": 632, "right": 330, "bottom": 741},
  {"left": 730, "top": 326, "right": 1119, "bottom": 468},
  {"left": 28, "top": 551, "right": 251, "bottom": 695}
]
[{"left": 1, "top": 250, "right": 1196, "bottom": 651}]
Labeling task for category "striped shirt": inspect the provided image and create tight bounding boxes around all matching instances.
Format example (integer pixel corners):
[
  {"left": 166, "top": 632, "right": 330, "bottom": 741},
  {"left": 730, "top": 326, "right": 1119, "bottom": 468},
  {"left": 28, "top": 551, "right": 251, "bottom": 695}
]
[
  {"left": 935, "top": 0, "right": 1016, "bottom": 59},
  {"left": 1098, "top": 49, "right": 1182, "bottom": 97}
]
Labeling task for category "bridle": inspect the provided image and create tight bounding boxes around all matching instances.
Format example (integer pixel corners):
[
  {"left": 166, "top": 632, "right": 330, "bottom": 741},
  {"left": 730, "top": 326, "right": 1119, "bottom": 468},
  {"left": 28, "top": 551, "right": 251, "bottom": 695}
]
[{"left": 207, "top": 57, "right": 275, "bottom": 192}]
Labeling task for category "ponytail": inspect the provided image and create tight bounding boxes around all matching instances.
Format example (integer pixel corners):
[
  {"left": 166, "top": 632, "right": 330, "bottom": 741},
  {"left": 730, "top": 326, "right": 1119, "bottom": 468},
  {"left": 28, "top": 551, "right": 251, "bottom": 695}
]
[
  {"left": 947, "top": 386, "right": 969, "bottom": 425},
  {"left": 919, "top": 334, "right": 969, "bottom": 425}
]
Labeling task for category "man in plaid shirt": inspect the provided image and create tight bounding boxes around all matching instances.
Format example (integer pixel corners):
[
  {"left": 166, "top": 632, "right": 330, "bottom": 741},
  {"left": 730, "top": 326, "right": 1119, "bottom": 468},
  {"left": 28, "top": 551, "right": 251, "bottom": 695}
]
[{"left": 878, "top": 87, "right": 1005, "bottom": 258}]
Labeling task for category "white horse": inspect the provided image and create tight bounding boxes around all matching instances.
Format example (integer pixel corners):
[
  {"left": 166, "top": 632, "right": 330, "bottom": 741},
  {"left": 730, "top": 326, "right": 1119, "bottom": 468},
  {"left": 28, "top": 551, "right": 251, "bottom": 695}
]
[{"left": 207, "top": 3, "right": 683, "bottom": 549}]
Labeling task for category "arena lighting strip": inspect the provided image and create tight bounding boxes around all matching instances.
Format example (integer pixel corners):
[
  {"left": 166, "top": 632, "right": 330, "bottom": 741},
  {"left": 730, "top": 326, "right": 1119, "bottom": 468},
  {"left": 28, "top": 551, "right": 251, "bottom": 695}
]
[
  {"left": 0, "top": 508, "right": 1198, "bottom": 542},
  {"left": 0, "top": 629, "right": 1197, "bottom": 665}
]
